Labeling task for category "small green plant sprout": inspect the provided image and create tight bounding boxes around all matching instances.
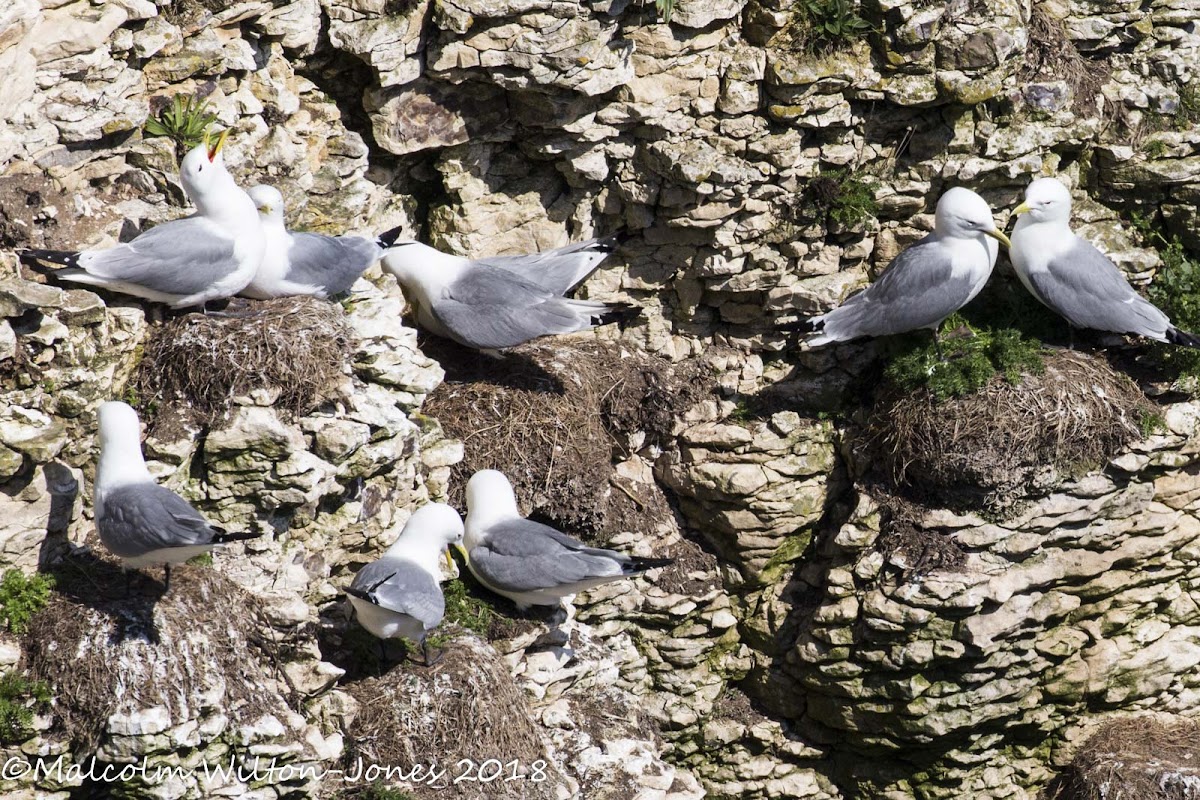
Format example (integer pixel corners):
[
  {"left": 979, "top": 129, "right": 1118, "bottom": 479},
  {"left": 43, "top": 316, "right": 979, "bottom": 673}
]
[
  {"left": 800, "top": 0, "right": 872, "bottom": 52},
  {"left": 884, "top": 315, "right": 1047, "bottom": 401},
  {"left": 143, "top": 93, "right": 219, "bottom": 156},
  {"left": 656, "top": 0, "right": 675, "bottom": 23},
  {"left": 0, "top": 673, "right": 51, "bottom": 744},
  {"left": 0, "top": 569, "right": 55, "bottom": 634}
]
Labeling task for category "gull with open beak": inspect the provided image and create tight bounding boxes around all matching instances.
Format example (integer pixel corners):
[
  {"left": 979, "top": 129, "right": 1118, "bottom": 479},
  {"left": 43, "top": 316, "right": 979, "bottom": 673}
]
[{"left": 19, "top": 129, "right": 266, "bottom": 310}]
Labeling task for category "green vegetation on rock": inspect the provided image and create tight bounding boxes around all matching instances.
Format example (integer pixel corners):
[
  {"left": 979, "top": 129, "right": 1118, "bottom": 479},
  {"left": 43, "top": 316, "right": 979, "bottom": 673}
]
[
  {"left": 798, "top": 0, "right": 872, "bottom": 52},
  {"left": 439, "top": 578, "right": 494, "bottom": 637},
  {"left": 0, "top": 673, "right": 51, "bottom": 744},
  {"left": 0, "top": 569, "right": 54, "bottom": 634},
  {"left": 884, "top": 315, "right": 1047, "bottom": 401},
  {"left": 1136, "top": 214, "right": 1200, "bottom": 381},
  {"left": 143, "top": 93, "right": 218, "bottom": 154},
  {"left": 804, "top": 169, "right": 879, "bottom": 231}
]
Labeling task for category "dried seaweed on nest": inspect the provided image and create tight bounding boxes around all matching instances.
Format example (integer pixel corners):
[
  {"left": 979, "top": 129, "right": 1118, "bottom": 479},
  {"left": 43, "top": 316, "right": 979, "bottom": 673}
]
[
  {"left": 423, "top": 339, "right": 711, "bottom": 537},
  {"left": 863, "top": 350, "right": 1155, "bottom": 511},
  {"left": 343, "top": 638, "right": 562, "bottom": 799},
  {"left": 1049, "top": 716, "right": 1200, "bottom": 800},
  {"left": 132, "top": 296, "right": 353, "bottom": 424}
]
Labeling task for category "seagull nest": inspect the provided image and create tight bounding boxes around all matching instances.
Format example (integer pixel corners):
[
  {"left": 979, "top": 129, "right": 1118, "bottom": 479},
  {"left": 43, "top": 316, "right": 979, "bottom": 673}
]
[
  {"left": 341, "top": 636, "right": 563, "bottom": 799},
  {"left": 423, "top": 339, "right": 713, "bottom": 537},
  {"left": 861, "top": 349, "right": 1155, "bottom": 511},
  {"left": 132, "top": 296, "right": 353, "bottom": 423},
  {"left": 22, "top": 562, "right": 293, "bottom": 753},
  {"left": 1048, "top": 716, "right": 1200, "bottom": 800}
]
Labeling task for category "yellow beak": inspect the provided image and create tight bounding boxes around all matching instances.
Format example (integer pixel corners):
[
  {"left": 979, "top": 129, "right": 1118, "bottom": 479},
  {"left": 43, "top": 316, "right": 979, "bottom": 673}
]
[
  {"left": 257, "top": 204, "right": 272, "bottom": 215},
  {"left": 1012, "top": 202, "right": 1032, "bottom": 217},
  {"left": 207, "top": 128, "right": 229, "bottom": 161},
  {"left": 984, "top": 228, "right": 1012, "bottom": 248}
]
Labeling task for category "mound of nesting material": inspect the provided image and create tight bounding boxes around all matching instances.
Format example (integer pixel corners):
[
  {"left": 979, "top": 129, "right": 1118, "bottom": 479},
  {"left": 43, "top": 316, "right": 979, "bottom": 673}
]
[
  {"left": 132, "top": 296, "right": 352, "bottom": 422},
  {"left": 23, "top": 564, "right": 298, "bottom": 755},
  {"left": 423, "top": 339, "right": 712, "bottom": 536},
  {"left": 864, "top": 349, "right": 1154, "bottom": 510},
  {"left": 342, "top": 637, "right": 565, "bottom": 799},
  {"left": 1049, "top": 716, "right": 1200, "bottom": 800}
]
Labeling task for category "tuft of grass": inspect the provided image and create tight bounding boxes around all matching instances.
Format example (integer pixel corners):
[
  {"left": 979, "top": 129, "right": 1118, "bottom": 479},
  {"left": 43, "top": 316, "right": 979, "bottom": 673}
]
[
  {"left": 1137, "top": 409, "right": 1166, "bottom": 438},
  {"left": 0, "top": 672, "right": 51, "bottom": 744},
  {"left": 144, "top": 93, "right": 218, "bottom": 156},
  {"left": 656, "top": 0, "right": 674, "bottom": 23},
  {"left": 804, "top": 169, "right": 879, "bottom": 231},
  {"left": 1178, "top": 81, "right": 1200, "bottom": 126},
  {"left": 0, "top": 569, "right": 55, "bottom": 634},
  {"left": 1142, "top": 139, "right": 1169, "bottom": 158},
  {"left": 884, "top": 316, "right": 1047, "bottom": 402},
  {"left": 439, "top": 579, "right": 493, "bottom": 637},
  {"left": 798, "top": 0, "right": 871, "bottom": 52}
]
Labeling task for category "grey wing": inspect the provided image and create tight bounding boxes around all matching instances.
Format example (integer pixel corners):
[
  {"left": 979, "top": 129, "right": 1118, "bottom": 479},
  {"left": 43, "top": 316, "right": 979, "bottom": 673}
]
[
  {"left": 351, "top": 559, "right": 444, "bottom": 629},
  {"left": 287, "top": 233, "right": 381, "bottom": 296},
  {"left": 816, "top": 236, "right": 979, "bottom": 340},
  {"left": 1029, "top": 239, "right": 1171, "bottom": 338},
  {"left": 83, "top": 218, "right": 239, "bottom": 296},
  {"left": 97, "top": 483, "right": 221, "bottom": 558},
  {"left": 476, "top": 237, "right": 615, "bottom": 295},
  {"left": 471, "top": 519, "right": 624, "bottom": 592},
  {"left": 432, "top": 265, "right": 589, "bottom": 349}
]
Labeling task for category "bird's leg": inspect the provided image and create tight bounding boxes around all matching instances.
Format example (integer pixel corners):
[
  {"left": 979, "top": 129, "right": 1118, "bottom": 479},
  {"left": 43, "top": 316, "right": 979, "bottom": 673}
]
[
  {"left": 163, "top": 564, "right": 171, "bottom": 593},
  {"left": 932, "top": 328, "right": 946, "bottom": 362},
  {"left": 1068, "top": 325, "right": 1076, "bottom": 351},
  {"left": 378, "top": 639, "right": 387, "bottom": 674},
  {"left": 418, "top": 639, "right": 444, "bottom": 668}
]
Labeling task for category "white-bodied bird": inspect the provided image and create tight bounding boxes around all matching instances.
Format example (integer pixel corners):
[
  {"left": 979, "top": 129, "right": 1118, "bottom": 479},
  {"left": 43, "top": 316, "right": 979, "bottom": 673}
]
[
  {"left": 94, "top": 401, "right": 261, "bottom": 591},
  {"left": 19, "top": 130, "right": 265, "bottom": 309},
  {"left": 380, "top": 236, "right": 639, "bottom": 351},
  {"left": 462, "top": 469, "right": 671, "bottom": 610},
  {"left": 346, "top": 502, "right": 464, "bottom": 665},
  {"left": 241, "top": 184, "right": 405, "bottom": 300},
  {"left": 1010, "top": 176, "right": 1200, "bottom": 347},
  {"left": 801, "top": 187, "right": 1011, "bottom": 351}
]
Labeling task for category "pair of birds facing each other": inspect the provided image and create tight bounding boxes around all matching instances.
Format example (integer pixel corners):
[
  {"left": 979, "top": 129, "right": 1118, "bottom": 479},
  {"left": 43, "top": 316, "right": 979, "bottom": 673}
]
[
  {"left": 17, "top": 130, "right": 638, "bottom": 351},
  {"left": 803, "top": 177, "right": 1200, "bottom": 351},
  {"left": 347, "top": 469, "right": 671, "bottom": 664}
]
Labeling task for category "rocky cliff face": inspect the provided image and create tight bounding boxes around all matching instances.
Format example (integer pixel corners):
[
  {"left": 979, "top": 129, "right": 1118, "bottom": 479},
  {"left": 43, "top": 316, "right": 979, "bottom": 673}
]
[{"left": 2, "top": 0, "right": 1200, "bottom": 798}]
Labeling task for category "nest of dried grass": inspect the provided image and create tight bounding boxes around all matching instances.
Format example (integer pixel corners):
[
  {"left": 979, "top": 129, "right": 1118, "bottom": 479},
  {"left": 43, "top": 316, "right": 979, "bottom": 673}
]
[
  {"left": 863, "top": 350, "right": 1155, "bottom": 510},
  {"left": 343, "top": 637, "right": 562, "bottom": 799},
  {"left": 1049, "top": 716, "right": 1200, "bottom": 800},
  {"left": 1019, "top": 4, "right": 1111, "bottom": 115},
  {"left": 423, "top": 339, "right": 711, "bottom": 537},
  {"left": 132, "top": 296, "right": 352, "bottom": 423},
  {"left": 22, "top": 563, "right": 292, "bottom": 753}
]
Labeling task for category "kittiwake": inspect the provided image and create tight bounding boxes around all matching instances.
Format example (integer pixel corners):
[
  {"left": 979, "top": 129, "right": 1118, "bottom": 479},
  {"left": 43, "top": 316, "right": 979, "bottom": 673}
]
[
  {"left": 380, "top": 238, "right": 640, "bottom": 351},
  {"left": 801, "top": 187, "right": 1012, "bottom": 350},
  {"left": 241, "top": 184, "right": 405, "bottom": 300},
  {"left": 1010, "top": 176, "right": 1200, "bottom": 347},
  {"left": 347, "top": 502, "right": 463, "bottom": 665},
  {"left": 19, "top": 130, "right": 265, "bottom": 309},
  {"left": 462, "top": 469, "right": 671, "bottom": 610},
  {"left": 94, "top": 400, "right": 262, "bottom": 591}
]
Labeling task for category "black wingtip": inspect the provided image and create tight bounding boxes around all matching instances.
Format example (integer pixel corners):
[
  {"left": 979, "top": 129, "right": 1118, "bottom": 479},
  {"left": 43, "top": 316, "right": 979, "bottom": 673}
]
[
  {"left": 597, "top": 302, "right": 642, "bottom": 327},
  {"left": 375, "top": 225, "right": 407, "bottom": 250},
  {"left": 776, "top": 318, "right": 819, "bottom": 334},
  {"left": 1167, "top": 326, "right": 1200, "bottom": 349},
  {"left": 627, "top": 555, "right": 674, "bottom": 574},
  {"left": 594, "top": 230, "right": 632, "bottom": 252},
  {"left": 345, "top": 585, "right": 373, "bottom": 603},
  {"left": 18, "top": 248, "right": 82, "bottom": 269},
  {"left": 211, "top": 528, "right": 265, "bottom": 545}
]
